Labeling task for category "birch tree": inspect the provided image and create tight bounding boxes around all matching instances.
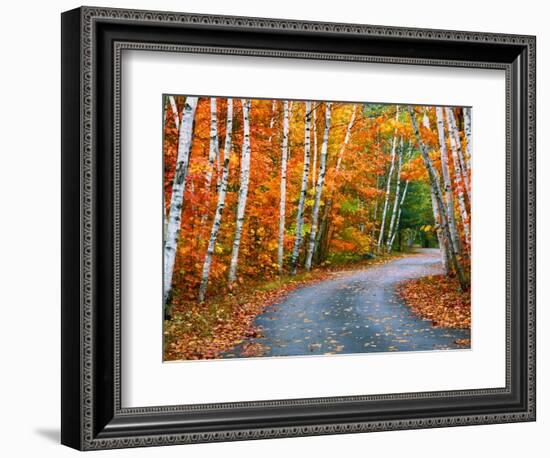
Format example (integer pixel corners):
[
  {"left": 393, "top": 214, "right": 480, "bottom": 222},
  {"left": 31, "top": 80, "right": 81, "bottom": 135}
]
[
  {"left": 387, "top": 142, "right": 414, "bottom": 251},
  {"left": 290, "top": 101, "right": 313, "bottom": 275},
  {"left": 309, "top": 104, "right": 353, "bottom": 263},
  {"left": 304, "top": 102, "right": 332, "bottom": 271},
  {"left": 168, "top": 95, "right": 180, "bottom": 131},
  {"left": 277, "top": 101, "right": 290, "bottom": 274},
  {"left": 311, "top": 107, "right": 318, "bottom": 189},
  {"left": 268, "top": 99, "right": 277, "bottom": 144},
  {"left": 463, "top": 107, "right": 473, "bottom": 172},
  {"left": 445, "top": 107, "right": 471, "bottom": 201},
  {"left": 436, "top": 107, "right": 462, "bottom": 255},
  {"left": 388, "top": 180, "right": 409, "bottom": 251},
  {"left": 228, "top": 99, "right": 252, "bottom": 284},
  {"left": 429, "top": 186, "right": 450, "bottom": 275},
  {"left": 443, "top": 109, "right": 471, "bottom": 247},
  {"left": 200, "top": 97, "right": 219, "bottom": 225},
  {"left": 408, "top": 107, "right": 468, "bottom": 290},
  {"left": 386, "top": 139, "right": 404, "bottom": 252},
  {"left": 370, "top": 175, "right": 380, "bottom": 251},
  {"left": 198, "top": 99, "right": 234, "bottom": 301},
  {"left": 207, "top": 98, "right": 219, "bottom": 189},
  {"left": 376, "top": 106, "right": 400, "bottom": 253},
  {"left": 163, "top": 97, "right": 169, "bottom": 240},
  {"left": 163, "top": 96, "right": 199, "bottom": 305},
  {"left": 335, "top": 104, "right": 357, "bottom": 171}
]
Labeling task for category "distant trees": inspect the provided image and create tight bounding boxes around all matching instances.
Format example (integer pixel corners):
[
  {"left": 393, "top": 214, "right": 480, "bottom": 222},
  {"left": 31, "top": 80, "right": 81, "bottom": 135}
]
[{"left": 162, "top": 97, "right": 472, "bottom": 306}]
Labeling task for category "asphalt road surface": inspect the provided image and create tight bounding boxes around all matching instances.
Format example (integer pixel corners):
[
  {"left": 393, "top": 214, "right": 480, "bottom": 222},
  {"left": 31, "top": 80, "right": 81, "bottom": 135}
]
[{"left": 222, "top": 249, "right": 470, "bottom": 358}]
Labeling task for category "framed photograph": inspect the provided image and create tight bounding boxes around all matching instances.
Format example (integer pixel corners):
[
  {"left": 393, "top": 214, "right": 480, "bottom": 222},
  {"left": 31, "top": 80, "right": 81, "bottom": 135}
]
[{"left": 61, "top": 6, "right": 536, "bottom": 450}]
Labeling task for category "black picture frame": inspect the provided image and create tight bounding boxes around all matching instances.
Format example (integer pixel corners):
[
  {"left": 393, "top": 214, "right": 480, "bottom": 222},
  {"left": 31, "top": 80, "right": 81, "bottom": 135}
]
[{"left": 61, "top": 6, "right": 536, "bottom": 450}]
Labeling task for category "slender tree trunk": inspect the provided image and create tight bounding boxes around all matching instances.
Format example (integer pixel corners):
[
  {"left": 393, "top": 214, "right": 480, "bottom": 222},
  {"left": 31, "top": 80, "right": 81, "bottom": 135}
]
[
  {"left": 429, "top": 186, "right": 450, "bottom": 275},
  {"left": 445, "top": 107, "right": 471, "bottom": 202},
  {"left": 290, "top": 102, "right": 313, "bottom": 275},
  {"left": 163, "top": 96, "right": 199, "bottom": 305},
  {"left": 408, "top": 107, "right": 468, "bottom": 290},
  {"left": 436, "top": 107, "right": 462, "bottom": 255},
  {"left": 376, "top": 106, "right": 400, "bottom": 253},
  {"left": 163, "top": 95, "right": 168, "bottom": 134},
  {"left": 386, "top": 138, "right": 404, "bottom": 252},
  {"left": 370, "top": 133, "right": 381, "bottom": 251},
  {"left": 387, "top": 145, "right": 413, "bottom": 252},
  {"left": 287, "top": 101, "right": 295, "bottom": 162},
  {"left": 228, "top": 99, "right": 252, "bottom": 284},
  {"left": 304, "top": 103, "right": 332, "bottom": 271},
  {"left": 200, "top": 98, "right": 219, "bottom": 225},
  {"left": 277, "top": 101, "right": 290, "bottom": 275},
  {"left": 311, "top": 107, "right": 318, "bottom": 189},
  {"left": 423, "top": 111, "right": 430, "bottom": 129},
  {"left": 268, "top": 99, "right": 277, "bottom": 144},
  {"left": 335, "top": 104, "right": 357, "bottom": 171},
  {"left": 463, "top": 107, "right": 473, "bottom": 173},
  {"left": 371, "top": 175, "right": 380, "bottom": 252},
  {"left": 206, "top": 98, "right": 218, "bottom": 190},
  {"left": 444, "top": 110, "right": 471, "bottom": 249},
  {"left": 168, "top": 96, "right": 180, "bottom": 131},
  {"left": 163, "top": 96, "right": 170, "bottom": 241},
  {"left": 311, "top": 104, "right": 356, "bottom": 261},
  {"left": 389, "top": 180, "right": 409, "bottom": 251},
  {"left": 198, "top": 99, "right": 234, "bottom": 301}
]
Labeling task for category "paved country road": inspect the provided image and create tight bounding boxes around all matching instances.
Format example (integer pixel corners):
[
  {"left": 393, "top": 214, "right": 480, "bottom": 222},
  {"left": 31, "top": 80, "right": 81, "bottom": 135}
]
[{"left": 221, "top": 248, "right": 470, "bottom": 359}]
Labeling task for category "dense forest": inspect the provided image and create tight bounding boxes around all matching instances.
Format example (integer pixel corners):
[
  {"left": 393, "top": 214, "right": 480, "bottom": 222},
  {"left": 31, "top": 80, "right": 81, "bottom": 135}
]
[{"left": 162, "top": 96, "right": 471, "bottom": 359}]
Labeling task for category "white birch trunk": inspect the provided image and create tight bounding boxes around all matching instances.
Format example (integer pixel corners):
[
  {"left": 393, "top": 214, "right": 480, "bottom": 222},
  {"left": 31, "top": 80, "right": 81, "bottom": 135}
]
[
  {"left": 168, "top": 96, "right": 180, "bottom": 131},
  {"left": 429, "top": 186, "right": 450, "bottom": 275},
  {"left": 287, "top": 101, "right": 294, "bottom": 161},
  {"left": 436, "top": 107, "right": 462, "bottom": 255},
  {"left": 408, "top": 107, "right": 468, "bottom": 290},
  {"left": 290, "top": 101, "right": 313, "bottom": 274},
  {"left": 277, "top": 101, "right": 290, "bottom": 274},
  {"left": 463, "top": 107, "right": 473, "bottom": 173},
  {"left": 445, "top": 107, "right": 471, "bottom": 201},
  {"left": 335, "top": 104, "right": 357, "bottom": 172},
  {"left": 198, "top": 99, "right": 234, "bottom": 301},
  {"left": 163, "top": 96, "right": 169, "bottom": 241},
  {"left": 444, "top": 110, "right": 471, "bottom": 248},
  {"left": 386, "top": 138, "right": 403, "bottom": 252},
  {"left": 304, "top": 102, "right": 332, "bottom": 271},
  {"left": 370, "top": 175, "right": 380, "bottom": 250},
  {"left": 268, "top": 99, "right": 277, "bottom": 144},
  {"left": 163, "top": 96, "right": 199, "bottom": 305},
  {"left": 376, "top": 106, "right": 400, "bottom": 253},
  {"left": 308, "top": 104, "right": 356, "bottom": 262},
  {"left": 311, "top": 107, "right": 318, "bottom": 189},
  {"left": 388, "top": 144, "right": 413, "bottom": 250},
  {"left": 389, "top": 180, "right": 409, "bottom": 251},
  {"left": 205, "top": 98, "right": 218, "bottom": 191},
  {"left": 228, "top": 99, "right": 252, "bottom": 284},
  {"left": 422, "top": 111, "right": 431, "bottom": 129}
]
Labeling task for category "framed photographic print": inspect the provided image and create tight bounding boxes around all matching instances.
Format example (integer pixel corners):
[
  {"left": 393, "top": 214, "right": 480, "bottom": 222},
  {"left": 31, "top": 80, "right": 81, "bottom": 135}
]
[{"left": 61, "top": 6, "right": 536, "bottom": 450}]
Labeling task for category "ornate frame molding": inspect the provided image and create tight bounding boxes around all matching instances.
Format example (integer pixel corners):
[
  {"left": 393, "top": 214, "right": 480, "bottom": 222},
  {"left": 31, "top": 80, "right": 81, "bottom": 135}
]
[{"left": 61, "top": 6, "right": 536, "bottom": 450}]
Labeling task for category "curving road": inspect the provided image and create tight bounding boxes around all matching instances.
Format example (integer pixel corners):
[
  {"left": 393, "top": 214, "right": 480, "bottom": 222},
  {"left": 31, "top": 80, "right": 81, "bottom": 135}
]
[{"left": 222, "top": 249, "right": 470, "bottom": 358}]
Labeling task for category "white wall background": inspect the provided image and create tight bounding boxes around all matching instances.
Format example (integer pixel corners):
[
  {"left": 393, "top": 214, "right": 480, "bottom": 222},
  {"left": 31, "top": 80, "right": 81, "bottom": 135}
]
[{"left": 0, "top": 0, "right": 545, "bottom": 456}]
